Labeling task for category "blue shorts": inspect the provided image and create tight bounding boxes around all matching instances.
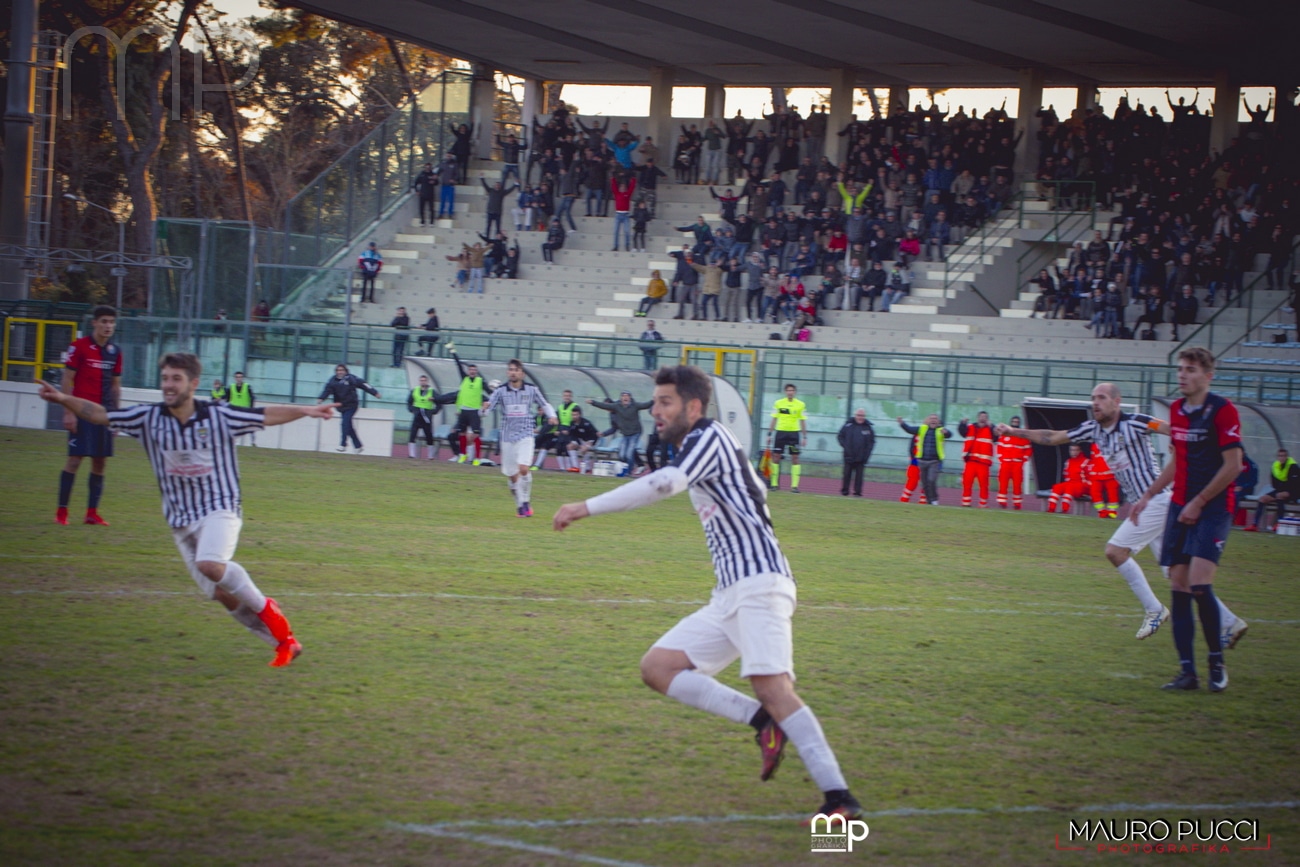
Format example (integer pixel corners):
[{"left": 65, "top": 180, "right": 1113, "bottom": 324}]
[
  {"left": 1159, "top": 502, "right": 1232, "bottom": 567},
  {"left": 67, "top": 418, "right": 114, "bottom": 458}
]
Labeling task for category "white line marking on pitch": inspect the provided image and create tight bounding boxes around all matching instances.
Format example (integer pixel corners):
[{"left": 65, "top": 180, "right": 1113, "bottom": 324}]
[
  {"left": 396, "top": 825, "right": 658, "bottom": 867},
  {"left": 4, "top": 588, "right": 1298, "bottom": 625},
  {"left": 402, "top": 798, "right": 1300, "bottom": 833}
]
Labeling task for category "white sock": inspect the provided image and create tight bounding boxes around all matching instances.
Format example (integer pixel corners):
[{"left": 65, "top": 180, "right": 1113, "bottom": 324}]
[
  {"left": 561, "top": 454, "right": 572, "bottom": 470},
  {"left": 425, "top": 445, "right": 435, "bottom": 460},
  {"left": 216, "top": 561, "right": 267, "bottom": 613},
  {"left": 408, "top": 442, "right": 417, "bottom": 458},
  {"left": 519, "top": 473, "right": 532, "bottom": 504},
  {"left": 665, "top": 670, "right": 760, "bottom": 725},
  {"left": 1216, "top": 597, "right": 1237, "bottom": 628},
  {"left": 508, "top": 479, "right": 521, "bottom": 506},
  {"left": 1116, "top": 557, "right": 1162, "bottom": 612},
  {"left": 229, "top": 603, "right": 278, "bottom": 648},
  {"left": 780, "top": 705, "right": 848, "bottom": 793}
]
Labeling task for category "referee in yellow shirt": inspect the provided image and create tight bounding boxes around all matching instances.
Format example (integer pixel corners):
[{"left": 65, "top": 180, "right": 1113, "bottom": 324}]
[{"left": 768, "top": 383, "right": 807, "bottom": 492}]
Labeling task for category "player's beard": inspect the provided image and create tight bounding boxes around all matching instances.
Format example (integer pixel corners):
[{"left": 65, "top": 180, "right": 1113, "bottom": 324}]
[
  {"left": 163, "top": 381, "right": 197, "bottom": 409},
  {"left": 657, "top": 407, "right": 690, "bottom": 447}
]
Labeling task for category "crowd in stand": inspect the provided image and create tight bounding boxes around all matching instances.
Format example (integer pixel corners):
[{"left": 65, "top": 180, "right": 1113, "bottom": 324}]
[
  {"left": 393, "top": 93, "right": 1298, "bottom": 345},
  {"left": 1024, "top": 92, "right": 1298, "bottom": 339}
]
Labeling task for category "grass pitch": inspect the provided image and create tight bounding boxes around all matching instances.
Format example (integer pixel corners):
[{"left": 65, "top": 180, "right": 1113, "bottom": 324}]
[{"left": 1, "top": 427, "right": 1297, "bottom": 866}]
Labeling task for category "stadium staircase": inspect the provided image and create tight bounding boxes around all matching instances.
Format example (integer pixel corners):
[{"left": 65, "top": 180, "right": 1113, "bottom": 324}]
[{"left": 303, "top": 160, "right": 1261, "bottom": 364}]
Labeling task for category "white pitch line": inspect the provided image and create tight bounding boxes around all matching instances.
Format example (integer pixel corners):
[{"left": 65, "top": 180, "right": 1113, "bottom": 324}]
[
  {"left": 397, "top": 825, "right": 658, "bottom": 867},
  {"left": 402, "top": 799, "right": 1300, "bottom": 833},
  {"left": 4, "top": 588, "right": 1299, "bottom": 625}
]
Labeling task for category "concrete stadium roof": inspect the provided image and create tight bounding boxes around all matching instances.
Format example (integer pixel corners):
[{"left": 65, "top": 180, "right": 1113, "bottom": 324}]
[{"left": 291, "top": 0, "right": 1293, "bottom": 89}]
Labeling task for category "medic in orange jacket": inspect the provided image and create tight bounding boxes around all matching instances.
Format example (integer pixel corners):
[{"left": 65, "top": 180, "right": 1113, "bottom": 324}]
[{"left": 1048, "top": 443, "right": 1090, "bottom": 513}]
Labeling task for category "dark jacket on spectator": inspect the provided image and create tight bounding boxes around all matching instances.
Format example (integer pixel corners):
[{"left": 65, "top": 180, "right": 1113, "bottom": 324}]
[
  {"left": 319, "top": 374, "right": 379, "bottom": 411},
  {"left": 838, "top": 417, "right": 876, "bottom": 464}
]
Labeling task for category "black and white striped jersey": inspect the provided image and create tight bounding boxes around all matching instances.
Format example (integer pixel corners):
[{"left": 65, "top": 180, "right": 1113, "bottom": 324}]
[
  {"left": 673, "top": 418, "right": 792, "bottom": 589},
  {"left": 1067, "top": 412, "right": 1163, "bottom": 501},
  {"left": 107, "top": 401, "right": 265, "bottom": 528},
  {"left": 481, "top": 382, "right": 554, "bottom": 443}
]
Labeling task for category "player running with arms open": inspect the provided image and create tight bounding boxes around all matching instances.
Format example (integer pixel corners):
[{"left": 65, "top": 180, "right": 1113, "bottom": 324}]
[
  {"left": 553, "top": 365, "right": 863, "bottom": 822},
  {"left": 38, "top": 352, "right": 338, "bottom": 667}
]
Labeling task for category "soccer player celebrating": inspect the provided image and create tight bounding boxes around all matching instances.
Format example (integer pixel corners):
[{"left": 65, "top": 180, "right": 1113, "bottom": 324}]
[
  {"left": 37, "top": 353, "right": 339, "bottom": 667},
  {"left": 57, "top": 305, "right": 121, "bottom": 525},
  {"left": 767, "top": 383, "right": 807, "bottom": 492},
  {"left": 479, "top": 359, "right": 556, "bottom": 517},
  {"left": 1131, "top": 348, "right": 1244, "bottom": 692},
  {"left": 450, "top": 351, "right": 492, "bottom": 465},
  {"left": 997, "top": 380, "right": 1246, "bottom": 646},
  {"left": 553, "top": 365, "right": 863, "bottom": 822}
]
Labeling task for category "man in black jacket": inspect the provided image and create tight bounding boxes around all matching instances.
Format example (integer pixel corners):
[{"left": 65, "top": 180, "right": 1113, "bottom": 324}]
[
  {"left": 390, "top": 307, "right": 410, "bottom": 367},
  {"left": 481, "top": 179, "right": 518, "bottom": 237},
  {"left": 563, "top": 407, "right": 601, "bottom": 474},
  {"left": 413, "top": 162, "right": 436, "bottom": 225},
  {"left": 318, "top": 364, "right": 380, "bottom": 453},
  {"left": 837, "top": 409, "right": 875, "bottom": 496}
]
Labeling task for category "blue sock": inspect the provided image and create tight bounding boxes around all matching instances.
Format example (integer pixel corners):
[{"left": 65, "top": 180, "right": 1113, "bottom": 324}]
[
  {"left": 1191, "top": 584, "right": 1223, "bottom": 661},
  {"left": 58, "top": 471, "right": 76, "bottom": 508},
  {"left": 88, "top": 473, "right": 104, "bottom": 510},
  {"left": 1171, "top": 590, "right": 1196, "bottom": 676}
]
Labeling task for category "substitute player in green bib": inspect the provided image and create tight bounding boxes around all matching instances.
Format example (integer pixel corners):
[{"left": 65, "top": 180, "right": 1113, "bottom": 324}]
[
  {"left": 229, "top": 371, "right": 256, "bottom": 445},
  {"left": 767, "top": 383, "right": 807, "bottom": 492}
]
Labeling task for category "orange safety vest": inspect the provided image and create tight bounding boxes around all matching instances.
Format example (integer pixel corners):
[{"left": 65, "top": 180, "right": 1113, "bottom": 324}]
[
  {"left": 1086, "top": 451, "right": 1114, "bottom": 482},
  {"left": 962, "top": 424, "right": 994, "bottom": 464},
  {"left": 996, "top": 434, "right": 1031, "bottom": 464},
  {"left": 1062, "top": 455, "right": 1088, "bottom": 484}
]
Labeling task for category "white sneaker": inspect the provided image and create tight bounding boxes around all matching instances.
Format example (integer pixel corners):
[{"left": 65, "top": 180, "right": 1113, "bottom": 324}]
[
  {"left": 1136, "top": 606, "right": 1170, "bottom": 640},
  {"left": 355, "top": 446, "right": 364, "bottom": 454},
  {"left": 1222, "top": 618, "right": 1248, "bottom": 650},
  {"left": 335, "top": 446, "right": 347, "bottom": 453}
]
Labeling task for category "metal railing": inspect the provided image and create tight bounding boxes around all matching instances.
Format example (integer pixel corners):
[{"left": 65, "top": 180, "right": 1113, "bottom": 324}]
[
  {"left": 1014, "top": 180, "right": 1098, "bottom": 304},
  {"left": 933, "top": 188, "right": 1025, "bottom": 292},
  {"left": 272, "top": 70, "right": 473, "bottom": 312},
  {"left": 1168, "top": 235, "right": 1300, "bottom": 364}
]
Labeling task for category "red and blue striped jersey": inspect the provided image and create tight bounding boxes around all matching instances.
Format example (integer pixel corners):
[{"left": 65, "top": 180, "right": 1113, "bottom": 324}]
[
  {"left": 1169, "top": 393, "right": 1242, "bottom": 510},
  {"left": 63, "top": 336, "right": 122, "bottom": 409}
]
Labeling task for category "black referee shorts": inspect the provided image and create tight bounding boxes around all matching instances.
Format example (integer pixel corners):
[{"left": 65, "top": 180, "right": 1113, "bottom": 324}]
[{"left": 773, "top": 431, "right": 801, "bottom": 456}]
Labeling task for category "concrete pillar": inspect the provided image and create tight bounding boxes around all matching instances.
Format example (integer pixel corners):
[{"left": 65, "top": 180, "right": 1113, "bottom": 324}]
[
  {"left": 1209, "top": 69, "right": 1240, "bottom": 156},
  {"left": 704, "top": 84, "right": 726, "bottom": 121},
  {"left": 1012, "top": 67, "right": 1044, "bottom": 181},
  {"left": 1076, "top": 85, "right": 1098, "bottom": 112},
  {"left": 887, "top": 85, "right": 907, "bottom": 117},
  {"left": 470, "top": 64, "right": 497, "bottom": 160},
  {"left": 520, "top": 78, "right": 541, "bottom": 144},
  {"left": 825, "top": 68, "right": 856, "bottom": 167},
  {"left": 647, "top": 66, "right": 674, "bottom": 167}
]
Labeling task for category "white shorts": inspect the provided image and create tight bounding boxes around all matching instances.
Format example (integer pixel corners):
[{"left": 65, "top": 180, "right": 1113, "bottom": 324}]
[
  {"left": 653, "top": 572, "right": 797, "bottom": 680},
  {"left": 499, "top": 438, "right": 535, "bottom": 474},
  {"left": 171, "top": 510, "right": 242, "bottom": 599},
  {"left": 1108, "top": 490, "right": 1169, "bottom": 562}
]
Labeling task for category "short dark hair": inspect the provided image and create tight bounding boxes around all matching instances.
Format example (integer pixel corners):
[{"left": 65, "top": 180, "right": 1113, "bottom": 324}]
[
  {"left": 91, "top": 305, "right": 117, "bottom": 320},
  {"left": 507, "top": 358, "right": 523, "bottom": 369},
  {"left": 234, "top": 371, "right": 245, "bottom": 376},
  {"left": 783, "top": 382, "right": 796, "bottom": 390},
  {"left": 160, "top": 352, "right": 202, "bottom": 380},
  {"left": 1178, "top": 346, "right": 1216, "bottom": 373},
  {"left": 655, "top": 365, "right": 712, "bottom": 412}
]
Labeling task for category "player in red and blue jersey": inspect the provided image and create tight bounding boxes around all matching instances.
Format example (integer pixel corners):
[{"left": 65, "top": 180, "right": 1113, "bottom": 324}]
[
  {"left": 57, "top": 306, "right": 122, "bottom": 526},
  {"left": 1131, "top": 347, "right": 1243, "bottom": 693}
]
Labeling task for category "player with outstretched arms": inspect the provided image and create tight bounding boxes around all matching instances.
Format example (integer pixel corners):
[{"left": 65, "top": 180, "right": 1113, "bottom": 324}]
[
  {"left": 478, "top": 358, "right": 556, "bottom": 517},
  {"left": 996, "top": 381, "right": 1246, "bottom": 648},
  {"left": 38, "top": 352, "right": 339, "bottom": 667},
  {"left": 553, "top": 365, "right": 863, "bottom": 823},
  {"left": 1131, "top": 348, "right": 1244, "bottom": 692}
]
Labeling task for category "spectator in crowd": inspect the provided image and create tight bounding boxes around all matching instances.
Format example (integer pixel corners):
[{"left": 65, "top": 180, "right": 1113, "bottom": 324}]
[
  {"left": 413, "top": 161, "right": 436, "bottom": 225},
  {"left": 251, "top": 299, "right": 270, "bottom": 322},
  {"left": 611, "top": 174, "right": 636, "bottom": 251},
  {"left": 1248, "top": 448, "right": 1298, "bottom": 532},
  {"left": 417, "top": 307, "right": 440, "bottom": 355},
  {"left": 1234, "top": 451, "right": 1258, "bottom": 513},
  {"left": 542, "top": 216, "right": 566, "bottom": 263},
  {"left": 1134, "top": 284, "right": 1166, "bottom": 339},
  {"left": 637, "top": 270, "right": 668, "bottom": 317},
  {"left": 587, "top": 391, "right": 653, "bottom": 475},
  {"left": 563, "top": 407, "right": 600, "bottom": 474},
  {"left": 635, "top": 158, "right": 667, "bottom": 217},
  {"left": 691, "top": 256, "right": 724, "bottom": 321},
  {"left": 481, "top": 178, "right": 518, "bottom": 237},
  {"left": 445, "top": 245, "right": 469, "bottom": 291},
  {"left": 318, "top": 364, "right": 379, "bottom": 454},
  {"left": 881, "top": 260, "right": 912, "bottom": 312},
  {"left": 837, "top": 408, "right": 875, "bottom": 496},
  {"left": 466, "top": 242, "right": 486, "bottom": 294},
  {"left": 434, "top": 155, "right": 458, "bottom": 218},
  {"left": 1170, "top": 284, "right": 1199, "bottom": 341},
  {"left": 897, "top": 414, "right": 951, "bottom": 506},
  {"left": 389, "top": 306, "right": 410, "bottom": 367},
  {"left": 497, "top": 132, "right": 523, "bottom": 184},
  {"left": 631, "top": 201, "right": 652, "bottom": 252},
  {"left": 210, "top": 378, "right": 227, "bottom": 403},
  {"left": 357, "top": 242, "right": 382, "bottom": 304},
  {"left": 449, "top": 122, "right": 473, "bottom": 183},
  {"left": 638, "top": 319, "right": 664, "bottom": 370}
]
